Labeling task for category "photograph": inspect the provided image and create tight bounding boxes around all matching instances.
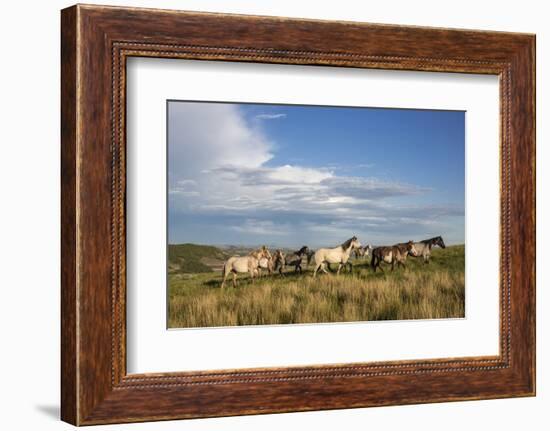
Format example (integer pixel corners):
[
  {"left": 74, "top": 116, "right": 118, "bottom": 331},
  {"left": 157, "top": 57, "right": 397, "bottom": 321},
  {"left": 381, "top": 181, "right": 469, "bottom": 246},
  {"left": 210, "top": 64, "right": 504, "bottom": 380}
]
[{"left": 167, "top": 101, "right": 465, "bottom": 328}]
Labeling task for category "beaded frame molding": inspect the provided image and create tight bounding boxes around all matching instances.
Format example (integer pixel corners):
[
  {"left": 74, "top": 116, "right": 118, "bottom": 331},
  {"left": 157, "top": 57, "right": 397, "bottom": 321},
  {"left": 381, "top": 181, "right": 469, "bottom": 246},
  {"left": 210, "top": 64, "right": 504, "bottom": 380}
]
[{"left": 61, "top": 4, "right": 535, "bottom": 425}]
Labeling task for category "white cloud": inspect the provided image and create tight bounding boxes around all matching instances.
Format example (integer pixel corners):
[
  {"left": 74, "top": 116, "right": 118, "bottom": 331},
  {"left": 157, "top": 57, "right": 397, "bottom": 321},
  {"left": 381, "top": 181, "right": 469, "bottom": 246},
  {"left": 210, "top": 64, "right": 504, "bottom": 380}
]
[
  {"left": 205, "top": 165, "right": 428, "bottom": 215},
  {"left": 168, "top": 103, "right": 273, "bottom": 180},
  {"left": 212, "top": 164, "right": 333, "bottom": 186},
  {"left": 230, "top": 219, "right": 288, "bottom": 236},
  {"left": 322, "top": 176, "right": 430, "bottom": 200},
  {"left": 255, "top": 113, "right": 286, "bottom": 120}
]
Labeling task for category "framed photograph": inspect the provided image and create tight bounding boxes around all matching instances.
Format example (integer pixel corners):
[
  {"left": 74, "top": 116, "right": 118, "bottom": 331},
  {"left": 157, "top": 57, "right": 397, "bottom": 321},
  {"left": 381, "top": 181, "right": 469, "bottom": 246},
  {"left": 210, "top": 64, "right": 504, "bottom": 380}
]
[{"left": 61, "top": 4, "right": 535, "bottom": 425}]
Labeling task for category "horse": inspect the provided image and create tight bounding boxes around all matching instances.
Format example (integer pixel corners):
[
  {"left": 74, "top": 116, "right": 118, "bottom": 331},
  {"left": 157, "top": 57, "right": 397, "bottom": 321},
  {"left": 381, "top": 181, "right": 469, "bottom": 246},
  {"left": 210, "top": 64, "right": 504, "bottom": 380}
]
[
  {"left": 286, "top": 246, "right": 309, "bottom": 273},
  {"left": 353, "top": 244, "right": 373, "bottom": 260},
  {"left": 409, "top": 236, "right": 446, "bottom": 263},
  {"left": 312, "top": 236, "right": 361, "bottom": 277},
  {"left": 255, "top": 247, "right": 274, "bottom": 277},
  {"left": 343, "top": 244, "right": 373, "bottom": 272},
  {"left": 371, "top": 241, "right": 418, "bottom": 272},
  {"left": 306, "top": 250, "right": 316, "bottom": 267},
  {"left": 221, "top": 246, "right": 270, "bottom": 288},
  {"left": 272, "top": 250, "right": 286, "bottom": 276}
]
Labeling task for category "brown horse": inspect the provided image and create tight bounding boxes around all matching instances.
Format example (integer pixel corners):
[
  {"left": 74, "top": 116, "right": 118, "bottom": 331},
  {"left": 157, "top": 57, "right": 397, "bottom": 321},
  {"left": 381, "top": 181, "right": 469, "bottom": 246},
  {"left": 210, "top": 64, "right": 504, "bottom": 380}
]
[
  {"left": 272, "top": 250, "right": 286, "bottom": 276},
  {"left": 371, "top": 241, "right": 418, "bottom": 272}
]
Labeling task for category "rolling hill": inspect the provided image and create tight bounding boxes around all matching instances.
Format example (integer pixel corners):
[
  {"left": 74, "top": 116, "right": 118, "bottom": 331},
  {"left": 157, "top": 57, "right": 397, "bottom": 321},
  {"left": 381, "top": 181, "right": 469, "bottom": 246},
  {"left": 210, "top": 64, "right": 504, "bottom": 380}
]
[{"left": 168, "top": 243, "right": 229, "bottom": 274}]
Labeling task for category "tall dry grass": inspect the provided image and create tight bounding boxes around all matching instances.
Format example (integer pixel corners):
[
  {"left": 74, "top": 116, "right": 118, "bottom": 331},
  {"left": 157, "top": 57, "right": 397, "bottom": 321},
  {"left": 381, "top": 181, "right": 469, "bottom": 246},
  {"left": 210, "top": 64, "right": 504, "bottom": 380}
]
[{"left": 169, "top": 267, "right": 465, "bottom": 328}]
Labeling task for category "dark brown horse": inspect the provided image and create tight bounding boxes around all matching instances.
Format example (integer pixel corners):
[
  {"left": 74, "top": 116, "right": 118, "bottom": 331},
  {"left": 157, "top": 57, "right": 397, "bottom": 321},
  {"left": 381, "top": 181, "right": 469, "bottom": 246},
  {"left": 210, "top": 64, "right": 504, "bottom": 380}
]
[{"left": 286, "top": 246, "right": 309, "bottom": 273}]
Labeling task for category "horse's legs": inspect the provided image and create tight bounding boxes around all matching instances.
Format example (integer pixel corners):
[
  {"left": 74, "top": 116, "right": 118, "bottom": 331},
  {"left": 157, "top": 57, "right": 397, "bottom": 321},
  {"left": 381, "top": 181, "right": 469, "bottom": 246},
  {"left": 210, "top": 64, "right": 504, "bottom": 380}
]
[
  {"left": 221, "top": 267, "right": 228, "bottom": 288},
  {"left": 320, "top": 263, "right": 329, "bottom": 274},
  {"left": 232, "top": 272, "right": 237, "bottom": 288},
  {"left": 313, "top": 263, "right": 321, "bottom": 278},
  {"left": 336, "top": 263, "right": 343, "bottom": 275}
]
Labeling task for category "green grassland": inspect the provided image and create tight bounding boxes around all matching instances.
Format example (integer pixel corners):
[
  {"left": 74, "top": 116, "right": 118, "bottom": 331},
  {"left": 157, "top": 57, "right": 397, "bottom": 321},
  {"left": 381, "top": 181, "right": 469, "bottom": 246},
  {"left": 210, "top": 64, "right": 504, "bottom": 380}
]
[{"left": 168, "top": 244, "right": 465, "bottom": 328}]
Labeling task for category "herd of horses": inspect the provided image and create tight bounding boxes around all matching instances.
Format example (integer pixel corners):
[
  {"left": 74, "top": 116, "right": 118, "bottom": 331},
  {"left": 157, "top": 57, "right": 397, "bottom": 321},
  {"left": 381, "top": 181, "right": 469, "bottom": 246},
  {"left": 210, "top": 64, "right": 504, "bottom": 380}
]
[{"left": 220, "top": 235, "right": 446, "bottom": 288}]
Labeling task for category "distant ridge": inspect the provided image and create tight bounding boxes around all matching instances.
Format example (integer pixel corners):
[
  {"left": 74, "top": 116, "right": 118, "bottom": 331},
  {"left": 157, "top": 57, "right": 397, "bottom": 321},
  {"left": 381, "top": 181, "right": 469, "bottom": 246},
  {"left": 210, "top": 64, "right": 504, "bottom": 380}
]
[{"left": 168, "top": 243, "right": 229, "bottom": 274}]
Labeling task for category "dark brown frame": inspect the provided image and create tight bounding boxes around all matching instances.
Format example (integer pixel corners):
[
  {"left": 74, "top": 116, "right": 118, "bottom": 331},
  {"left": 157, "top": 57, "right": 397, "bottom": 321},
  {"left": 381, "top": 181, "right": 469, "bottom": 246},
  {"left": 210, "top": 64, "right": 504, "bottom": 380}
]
[{"left": 61, "top": 4, "right": 535, "bottom": 426}]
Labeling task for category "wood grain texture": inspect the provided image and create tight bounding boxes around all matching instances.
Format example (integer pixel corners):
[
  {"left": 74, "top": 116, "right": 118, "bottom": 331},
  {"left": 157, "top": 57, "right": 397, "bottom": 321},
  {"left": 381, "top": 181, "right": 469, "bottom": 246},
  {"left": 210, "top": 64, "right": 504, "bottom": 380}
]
[
  {"left": 60, "top": 4, "right": 535, "bottom": 425},
  {"left": 60, "top": 5, "right": 78, "bottom": 425}
]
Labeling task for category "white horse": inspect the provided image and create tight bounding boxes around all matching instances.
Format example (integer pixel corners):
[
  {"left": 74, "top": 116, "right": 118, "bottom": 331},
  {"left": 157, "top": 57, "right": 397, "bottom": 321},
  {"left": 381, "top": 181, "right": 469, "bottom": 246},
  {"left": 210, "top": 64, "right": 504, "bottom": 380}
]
[
  {"left": 221, "top": 246, "right": 270, "bottom": 288},
  {"left": 256, "top": 248, "right": 274, "bottom": 277},
  {"left": 312, "top": 236, "right": 361, "bottom": 277}
]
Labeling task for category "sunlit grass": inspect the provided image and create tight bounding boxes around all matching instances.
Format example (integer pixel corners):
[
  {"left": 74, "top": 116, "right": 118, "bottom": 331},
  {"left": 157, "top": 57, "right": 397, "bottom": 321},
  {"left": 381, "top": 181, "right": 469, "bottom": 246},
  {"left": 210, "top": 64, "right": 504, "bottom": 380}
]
[{"left": 168, "top": 245, "right": 465, "bottom": 328}]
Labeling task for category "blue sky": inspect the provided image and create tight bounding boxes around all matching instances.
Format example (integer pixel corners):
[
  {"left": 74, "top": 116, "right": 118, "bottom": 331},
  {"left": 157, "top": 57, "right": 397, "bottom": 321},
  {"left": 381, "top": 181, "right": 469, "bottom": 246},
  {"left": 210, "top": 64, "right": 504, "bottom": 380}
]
[{"left": 168, "top": 101, "right": 464, "bottom": 248}]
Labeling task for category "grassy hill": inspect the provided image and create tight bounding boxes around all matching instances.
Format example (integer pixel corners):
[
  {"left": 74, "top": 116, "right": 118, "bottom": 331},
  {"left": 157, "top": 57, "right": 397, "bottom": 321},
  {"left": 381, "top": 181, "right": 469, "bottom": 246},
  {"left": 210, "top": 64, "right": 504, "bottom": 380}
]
[
  {"left": 168, "top": 243, "right": 229, "bottom": 274},
  {"left": 168, "top": 244, "right": 465, "bottom": 328}
]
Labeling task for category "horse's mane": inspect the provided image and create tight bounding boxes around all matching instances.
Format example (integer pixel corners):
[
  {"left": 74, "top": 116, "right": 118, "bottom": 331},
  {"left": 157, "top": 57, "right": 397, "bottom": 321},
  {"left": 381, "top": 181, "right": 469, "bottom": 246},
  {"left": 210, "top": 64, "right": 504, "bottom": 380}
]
[
  {"left": 340, "top": 237, "right": 356, "bottom": 250},
  {"left": 249, "top": 248, "right": 268, "bottom": 258},
  {"left": 394, "top": 243, "right": 408, "bottom": 252},
  {"left": 296, "top": 246, "right": 308, "bottom": 255},
  {"left": 421, "top": 236, "right": 442, "bottom": 245}
]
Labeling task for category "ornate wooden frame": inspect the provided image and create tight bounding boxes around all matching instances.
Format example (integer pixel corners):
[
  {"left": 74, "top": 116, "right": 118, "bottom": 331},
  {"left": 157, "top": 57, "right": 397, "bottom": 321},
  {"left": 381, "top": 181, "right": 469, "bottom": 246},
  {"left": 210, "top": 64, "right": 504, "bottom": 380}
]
[{"left": 61, "top": 4, "right": 535, "bottom": 425}]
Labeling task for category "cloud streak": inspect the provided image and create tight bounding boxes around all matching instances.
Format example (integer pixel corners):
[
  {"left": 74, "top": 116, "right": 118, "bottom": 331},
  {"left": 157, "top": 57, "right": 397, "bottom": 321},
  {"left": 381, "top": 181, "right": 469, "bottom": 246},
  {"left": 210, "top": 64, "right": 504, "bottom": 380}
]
[{"left": 255, "top": 113, "right": 287, "bottom": 120}]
